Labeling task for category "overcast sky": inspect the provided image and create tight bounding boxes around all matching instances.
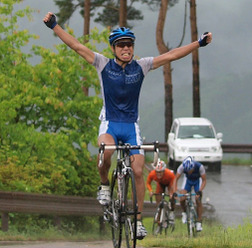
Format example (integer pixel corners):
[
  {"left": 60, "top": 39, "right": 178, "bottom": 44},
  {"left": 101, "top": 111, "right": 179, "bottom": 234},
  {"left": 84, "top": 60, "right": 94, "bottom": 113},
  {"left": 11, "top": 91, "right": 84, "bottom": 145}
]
[
  {"left": 16, "top": 0, "right": 252, "bottom": 82},
  {"left": 17, "top": 0, "right": 252, "bottom": 96}
]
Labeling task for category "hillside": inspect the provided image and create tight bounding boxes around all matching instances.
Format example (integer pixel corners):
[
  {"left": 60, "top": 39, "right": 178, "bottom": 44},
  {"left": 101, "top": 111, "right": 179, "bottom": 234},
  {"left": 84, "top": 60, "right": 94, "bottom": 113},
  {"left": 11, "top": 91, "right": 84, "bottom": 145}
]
[{"left": 139, "top": 72, "right": 252, "bottom": 145}]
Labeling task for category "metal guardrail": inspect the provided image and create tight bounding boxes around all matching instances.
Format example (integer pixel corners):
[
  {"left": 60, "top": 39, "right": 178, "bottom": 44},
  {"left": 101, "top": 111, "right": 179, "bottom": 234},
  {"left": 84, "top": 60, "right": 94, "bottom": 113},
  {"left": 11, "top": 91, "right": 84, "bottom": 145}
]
[
  {"left": 221, "top": 144, "right": 252, "bottom": 153},
  {"left": 0, "top": 191, "right": 215, "bottom": 232},
  {"left": 0, "top": 191, "right": 103, "bottom": 232},
  {"left": 144, "top": 143, "right": 252, "bottom": 154}
]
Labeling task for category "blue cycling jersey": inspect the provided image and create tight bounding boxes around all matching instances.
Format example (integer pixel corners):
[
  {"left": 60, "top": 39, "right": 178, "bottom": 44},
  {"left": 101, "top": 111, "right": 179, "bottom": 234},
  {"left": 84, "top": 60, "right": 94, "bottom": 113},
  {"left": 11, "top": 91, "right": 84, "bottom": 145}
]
[
  {"left": 93, "top": 53, "right": 153, "bottom": 123},
  {"left": 177, "top": 161, "right": 205, "bottom": 181},
  {"left": 177, "top": 161, "right": 205, "bottom": 192}
]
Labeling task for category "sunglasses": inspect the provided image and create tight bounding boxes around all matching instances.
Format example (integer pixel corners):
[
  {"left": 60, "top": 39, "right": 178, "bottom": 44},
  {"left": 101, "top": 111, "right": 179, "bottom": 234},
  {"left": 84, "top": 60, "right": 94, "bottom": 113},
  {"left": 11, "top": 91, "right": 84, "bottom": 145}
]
[{"left": 115, "top": 41, "right": 134, "bottom": 48}]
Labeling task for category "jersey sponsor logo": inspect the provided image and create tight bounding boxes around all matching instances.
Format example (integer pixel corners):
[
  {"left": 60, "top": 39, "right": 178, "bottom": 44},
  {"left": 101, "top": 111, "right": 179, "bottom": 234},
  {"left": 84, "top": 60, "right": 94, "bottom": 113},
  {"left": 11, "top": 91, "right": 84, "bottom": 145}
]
[{"left": 125, "top": 73, "right": 141, "bottom": 84}]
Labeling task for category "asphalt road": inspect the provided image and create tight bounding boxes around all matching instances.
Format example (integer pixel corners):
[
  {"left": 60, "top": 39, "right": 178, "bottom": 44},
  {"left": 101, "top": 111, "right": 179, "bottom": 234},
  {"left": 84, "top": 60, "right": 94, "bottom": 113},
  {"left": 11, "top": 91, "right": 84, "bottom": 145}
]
[
  {"left": 203, "top": 164, "right": 252, "bottom": 227},
  {"left": 0, "top": 241, "right": 116, "bottom": 248}
]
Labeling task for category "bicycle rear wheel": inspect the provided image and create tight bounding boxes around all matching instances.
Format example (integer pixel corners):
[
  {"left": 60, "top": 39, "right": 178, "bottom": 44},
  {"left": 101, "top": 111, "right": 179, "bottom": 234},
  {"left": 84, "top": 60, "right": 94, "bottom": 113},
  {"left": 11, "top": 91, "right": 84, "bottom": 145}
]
[
  {"left": 124, "top": 170, "right": 138, "bottom": 248},
  {"left": 111, "top": 171, "right": 123, "bottom": 248}
]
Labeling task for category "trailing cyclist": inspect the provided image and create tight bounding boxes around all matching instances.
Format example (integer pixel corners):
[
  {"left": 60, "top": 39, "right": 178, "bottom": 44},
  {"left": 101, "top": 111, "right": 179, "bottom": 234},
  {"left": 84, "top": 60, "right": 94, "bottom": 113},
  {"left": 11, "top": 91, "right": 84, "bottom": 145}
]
[
  {"left": 147, "top": 160, "right": 176, "bottom": 222},
  {"left": 173, "top": 156, "right": 207, "bottom": 232}
]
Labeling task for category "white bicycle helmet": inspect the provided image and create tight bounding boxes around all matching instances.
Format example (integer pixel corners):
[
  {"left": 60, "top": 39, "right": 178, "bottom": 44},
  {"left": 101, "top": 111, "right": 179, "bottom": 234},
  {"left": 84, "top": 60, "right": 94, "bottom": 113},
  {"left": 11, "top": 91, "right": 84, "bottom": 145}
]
[
  {"left": 182, "top": 156, "right": 194, "bottom": 172},
  {"left": 155, "top": 159, "right": 166, "bottom": 172}
]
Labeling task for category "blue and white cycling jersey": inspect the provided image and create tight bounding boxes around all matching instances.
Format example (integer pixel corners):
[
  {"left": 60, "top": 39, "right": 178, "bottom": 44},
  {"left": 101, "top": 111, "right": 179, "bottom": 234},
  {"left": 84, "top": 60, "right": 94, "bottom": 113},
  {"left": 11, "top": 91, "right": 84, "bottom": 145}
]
[
  {"left": 93, "top": 52, "right": 154, "bottom": 123},
  {"left": 177, "top": 161, "right": 206, "bottom": 192}
]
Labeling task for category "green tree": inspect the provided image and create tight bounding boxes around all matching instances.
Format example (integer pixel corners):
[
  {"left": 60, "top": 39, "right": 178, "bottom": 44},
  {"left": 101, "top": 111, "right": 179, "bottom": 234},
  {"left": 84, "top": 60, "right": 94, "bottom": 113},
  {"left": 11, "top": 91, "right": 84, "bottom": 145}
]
[
  {"left": 0, "top": 0, "right": 110, "bottom": 196},
  {"left": 189, "top": 0, "right": 200, "bottom": 117},
  {"left": 54, "top": 0, "right": 143, "bottom": 28}
]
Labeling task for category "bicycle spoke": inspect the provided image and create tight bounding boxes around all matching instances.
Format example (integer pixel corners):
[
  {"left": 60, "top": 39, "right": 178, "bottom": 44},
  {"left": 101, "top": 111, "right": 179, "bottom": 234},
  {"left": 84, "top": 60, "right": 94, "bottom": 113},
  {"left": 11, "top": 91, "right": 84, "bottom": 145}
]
[{"left": 111, "top": 172, "right": 122, "bottom": 248}]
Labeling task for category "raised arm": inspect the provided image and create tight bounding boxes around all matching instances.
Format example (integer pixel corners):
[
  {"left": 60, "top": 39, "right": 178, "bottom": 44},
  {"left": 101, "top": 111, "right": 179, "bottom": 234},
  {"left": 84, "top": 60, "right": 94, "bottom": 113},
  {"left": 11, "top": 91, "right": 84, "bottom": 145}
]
[
  {"left": 43, "top": 12, "right": 95, "bottom": 64},
  {"left": 152, "top": 32, "right": 212, "bottom": 69}
]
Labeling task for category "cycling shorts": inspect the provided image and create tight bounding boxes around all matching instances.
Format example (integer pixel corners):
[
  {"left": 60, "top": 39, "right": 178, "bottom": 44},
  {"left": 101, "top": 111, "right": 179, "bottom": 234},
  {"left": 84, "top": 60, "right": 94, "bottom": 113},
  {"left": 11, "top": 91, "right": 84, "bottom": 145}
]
[
  {"left": 155, "top": 183, "right": 166, "bottom": 194},
  {"left": 181, "top": 174, "right": 202, "bottom": 192},
  {"left": 99, "top": 120, "right": 144, "bottom": 155}
]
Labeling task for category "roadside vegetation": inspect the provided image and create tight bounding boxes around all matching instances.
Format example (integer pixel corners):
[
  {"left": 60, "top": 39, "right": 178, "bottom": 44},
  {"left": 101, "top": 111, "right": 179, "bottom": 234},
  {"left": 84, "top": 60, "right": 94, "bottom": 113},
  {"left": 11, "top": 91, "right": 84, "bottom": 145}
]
[
  {"left": 139, "top": 217, "right": 252, "bottom": 248},
  {"left": 0, "top": 0, "right": 111, "bottom": 197},
  {"left": 0, "top": 216, "right": 251, "bottom": 248},
  {"left": 222, "top": 158, "right": 252, "bottom": 166}
]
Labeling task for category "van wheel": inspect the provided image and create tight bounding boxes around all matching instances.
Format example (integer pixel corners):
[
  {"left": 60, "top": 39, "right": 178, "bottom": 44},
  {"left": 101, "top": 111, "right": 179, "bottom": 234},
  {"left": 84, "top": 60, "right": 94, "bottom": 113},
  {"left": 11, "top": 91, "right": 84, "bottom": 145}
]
[{"left": 214, "top": 162, "right": 222, "bottom": 172}]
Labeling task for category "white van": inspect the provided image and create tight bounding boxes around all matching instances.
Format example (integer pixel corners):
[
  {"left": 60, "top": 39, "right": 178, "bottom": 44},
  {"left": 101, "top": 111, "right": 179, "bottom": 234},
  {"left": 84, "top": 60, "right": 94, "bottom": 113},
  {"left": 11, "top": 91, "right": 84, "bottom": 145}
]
[{"left": 167, "top": 117, "right": 223, "bottom": 172}]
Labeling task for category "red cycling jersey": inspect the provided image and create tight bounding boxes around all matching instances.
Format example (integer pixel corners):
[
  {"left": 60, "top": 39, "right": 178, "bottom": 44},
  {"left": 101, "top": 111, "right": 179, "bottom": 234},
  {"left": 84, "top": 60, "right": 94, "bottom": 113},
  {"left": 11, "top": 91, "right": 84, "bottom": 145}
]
[{"left": 147, "top": 168, "right": 175, "bottom": 193}]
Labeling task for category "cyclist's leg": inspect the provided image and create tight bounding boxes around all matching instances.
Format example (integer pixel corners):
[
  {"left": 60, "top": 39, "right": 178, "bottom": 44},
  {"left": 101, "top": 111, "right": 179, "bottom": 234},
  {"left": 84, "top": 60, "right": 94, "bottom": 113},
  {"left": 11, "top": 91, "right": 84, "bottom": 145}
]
[
  {"left": 180, "top": 175, "right": 190, "bottom": 213},
  {"left": 167, "top": 184, "right": 175, "bottom": 211},
  {"left": 194, "top": 179, "right": 203, "bottom": 222},
  {"left": 196, "top": 198, "right": 203, "bottom": 221},
  {"left": 169, "top": 195, "right": 176, "bottom": 214},
  {"left": 97, "top": 121, "right": 116, "bottom": 205},
  {"left": 155, "top": 183, "right": 164, "bottom": 206},
  {"left": 131, "top": 154, "right": 145, "bottom": 220},
  {"left": 152, "top": 183, "right": 164, "bottom": 225},
  {"left": 179, "top": 188, "right": 187, "bottom": 223},
  {"left": 98, "top": 133, "right": 115, "bottom": 184},
  {"left": 97, "top": 120, "right": 117, "bottom": 184},
  {"left": 120, "top": 122, "right": 145, "bottom": 220},
  {"left": 180, "top": 176, "right": 192, "bottom": 223},
  {"left": 119, "top": 122, "right": 147, "bottom": 239}
]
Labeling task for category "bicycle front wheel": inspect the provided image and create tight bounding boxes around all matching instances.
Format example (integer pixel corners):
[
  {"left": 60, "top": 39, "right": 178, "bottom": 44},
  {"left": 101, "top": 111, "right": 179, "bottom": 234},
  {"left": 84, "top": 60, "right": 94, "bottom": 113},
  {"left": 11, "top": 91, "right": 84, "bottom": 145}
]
[
  {"left": 162, "top": 204, "right": 171, "bottom": 236},
  {"left": 123, "top": 170, "right": 138, "bottom": 248},
  {"left": 152, "top": 208, "right": 161, "bottom": 236},
  {"left": 187, "top": 206, "right": 197, "bottom": 237},
  {"left": 111, "top": 171, "right": 122, "bottom": 248}
]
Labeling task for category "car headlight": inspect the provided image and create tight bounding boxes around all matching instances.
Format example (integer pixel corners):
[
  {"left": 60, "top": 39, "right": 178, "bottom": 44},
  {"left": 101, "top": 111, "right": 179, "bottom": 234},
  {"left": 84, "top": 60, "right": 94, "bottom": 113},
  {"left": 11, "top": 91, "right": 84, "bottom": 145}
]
[
  {"left": 177, "top": 146, "right": 187, "bottom": 152},
  {"left": 210, "top": 146, "right": 220, "bottom": 152}
]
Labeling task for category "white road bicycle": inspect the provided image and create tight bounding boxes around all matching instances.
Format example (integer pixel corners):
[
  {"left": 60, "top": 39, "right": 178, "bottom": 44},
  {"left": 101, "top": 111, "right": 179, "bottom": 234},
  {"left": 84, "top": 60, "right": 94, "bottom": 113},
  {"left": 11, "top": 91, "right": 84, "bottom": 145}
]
[{"left": 99, "top": 141, "right": 159, "bottom": 248}]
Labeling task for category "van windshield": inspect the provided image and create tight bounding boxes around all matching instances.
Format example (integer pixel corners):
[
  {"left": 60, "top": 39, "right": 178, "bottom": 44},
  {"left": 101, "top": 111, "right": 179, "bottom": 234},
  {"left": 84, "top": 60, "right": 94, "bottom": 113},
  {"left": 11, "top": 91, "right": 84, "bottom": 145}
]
[{"left": 177, "top": 125, "right": 215, "bottom": 139}]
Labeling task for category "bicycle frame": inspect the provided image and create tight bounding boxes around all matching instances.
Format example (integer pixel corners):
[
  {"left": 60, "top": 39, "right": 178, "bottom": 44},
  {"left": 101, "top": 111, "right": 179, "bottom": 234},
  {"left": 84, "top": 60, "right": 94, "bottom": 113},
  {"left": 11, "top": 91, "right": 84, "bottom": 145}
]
[{"left": 99, "top": 141, "right": 159, "bottom": 248}]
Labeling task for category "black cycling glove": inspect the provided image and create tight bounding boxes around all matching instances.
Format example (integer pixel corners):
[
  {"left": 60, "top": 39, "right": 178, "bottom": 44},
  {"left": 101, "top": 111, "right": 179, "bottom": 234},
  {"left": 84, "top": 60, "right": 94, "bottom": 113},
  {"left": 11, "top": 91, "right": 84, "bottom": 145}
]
[
  {"left": 172, "top": 192, "right": 178, "bottom": 198},
  {"left": 198, "top": 32, "right": 209, "bottom": 47},
  {"left": 44, "top": 14, "right": 57, "bottom": 29},
  {"left": 196, "top": 191, "right": 202, "bottom": 197}
]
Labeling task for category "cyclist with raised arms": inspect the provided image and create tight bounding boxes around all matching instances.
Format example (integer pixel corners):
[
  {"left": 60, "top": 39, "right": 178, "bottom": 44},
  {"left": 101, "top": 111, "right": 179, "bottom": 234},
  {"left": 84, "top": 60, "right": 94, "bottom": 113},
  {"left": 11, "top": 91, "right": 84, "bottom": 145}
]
[
  {"left": 173, "top": 156, "right": 207, "bottom": 232},
  {"left": 43, "top": 12, "right": 212, "bottom": 239},
  {"left": 147, "top": 159, "right": 176, "bottom": 221}
]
